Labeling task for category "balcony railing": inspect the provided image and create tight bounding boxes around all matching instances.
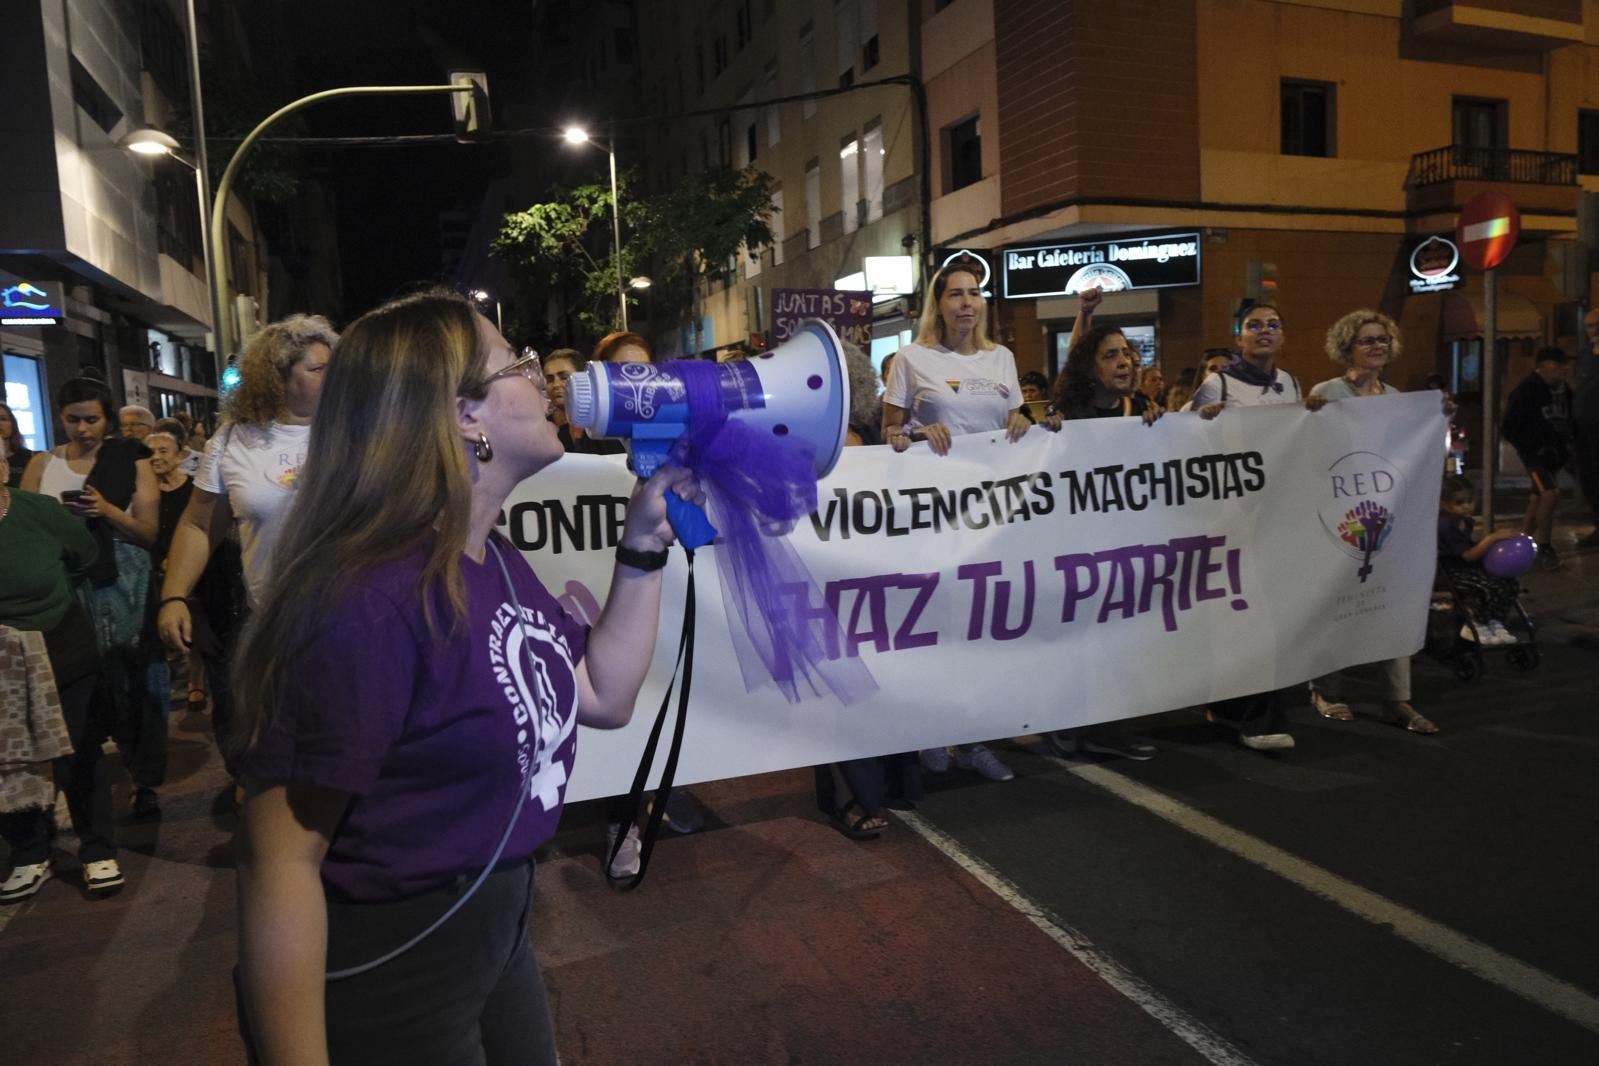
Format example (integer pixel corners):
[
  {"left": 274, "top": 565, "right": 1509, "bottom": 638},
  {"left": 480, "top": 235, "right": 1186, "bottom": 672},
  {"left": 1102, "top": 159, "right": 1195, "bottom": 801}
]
[{"left": 1406, "top": 145, "right": 1577, "bottom": 188}]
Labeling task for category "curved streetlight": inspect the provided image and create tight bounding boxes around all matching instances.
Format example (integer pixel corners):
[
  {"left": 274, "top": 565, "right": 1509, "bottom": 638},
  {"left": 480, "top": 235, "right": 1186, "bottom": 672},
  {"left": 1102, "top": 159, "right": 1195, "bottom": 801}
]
[
  {"left": 563, "top": 124, "right": 628, "bottom": 330},
  {"left": 628, "top": 276, "right": 652, "bottom": 290},
  {"left": 124, "top": 127, "right": 183, "bottom": 157}
]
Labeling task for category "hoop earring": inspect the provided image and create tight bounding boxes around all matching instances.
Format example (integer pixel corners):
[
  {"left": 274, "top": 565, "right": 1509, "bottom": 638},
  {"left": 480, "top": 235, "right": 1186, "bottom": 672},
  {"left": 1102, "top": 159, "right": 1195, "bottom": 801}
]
[{"left": 474, "top": 433, "right": 493, "bottom": 463}]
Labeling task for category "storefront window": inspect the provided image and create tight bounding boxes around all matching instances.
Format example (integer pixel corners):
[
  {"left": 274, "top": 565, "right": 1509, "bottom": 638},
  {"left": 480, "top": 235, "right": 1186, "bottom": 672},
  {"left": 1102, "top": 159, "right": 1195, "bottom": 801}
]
[{"left": 3, "top": 352, "right": 49, "bottom": 450}]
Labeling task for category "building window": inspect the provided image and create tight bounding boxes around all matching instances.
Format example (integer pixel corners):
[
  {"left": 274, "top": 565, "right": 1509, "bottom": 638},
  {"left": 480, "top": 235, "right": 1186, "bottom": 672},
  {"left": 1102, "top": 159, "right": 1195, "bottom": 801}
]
[
  {"left": 736, "top": 0, "right": 752, "bottom": 49},
  {"left": 860, "top": 0, "right": 879, "bottom": 71},
  {"left": 718, "top": 120, "right": 733, "bottom": 167},
  {"left": 771, "top": 188, "right": 785, "bottom": 266},
  {"left": 863, "top": 120, "right": 884, "bottom": 223},
  {"left": 944, "top": 115, "right": 981, "bottom": 192},
  {"left": 2, "top": 353, "right": 49, "bottom": 450},
  {"left": 1453, "top": 97, "right": 1507, "bottom": 149},
  {"left": 806, "top": 161, "right": 821, "bottom": 249},
  {"left": 765, "top": 63, "right": 781, "bottom": 145},
  {"left": 836, "top": 0, "right": 856, "bottom": 83},
  {"left": 799, "top": 26, "right": 816, "bottom": 118},
  {"left": 713, "top": 34, "right": 729, "bottom": 76},
  {"left": 1580, "top": 111, "right": 1599, "bottom": 175},
  {"left": 70, "top": 56, "right": 122, "bottom": 135},
  {"left": 1280, "top": 80, "right": 1335, "bottom": 158},
  {"left": 228, "top": 223, "right": 256, "bottom": 297},
  {"left": 841, "top": 134, "right": 860, "bottom": 234}
]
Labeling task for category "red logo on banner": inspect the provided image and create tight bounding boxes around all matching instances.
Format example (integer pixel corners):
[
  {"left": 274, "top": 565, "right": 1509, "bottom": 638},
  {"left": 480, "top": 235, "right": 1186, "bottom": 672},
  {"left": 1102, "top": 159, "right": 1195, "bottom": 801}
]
[{"left": 1456, "top": 192, "right": 1520, "bottom": 271}]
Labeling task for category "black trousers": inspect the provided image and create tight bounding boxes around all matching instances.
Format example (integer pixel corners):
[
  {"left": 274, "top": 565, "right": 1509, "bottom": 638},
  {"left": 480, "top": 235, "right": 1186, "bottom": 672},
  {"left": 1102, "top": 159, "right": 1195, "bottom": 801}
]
[
  {"left": 1574, "top": 421, "right": 1599, "bottom": 525},
  {"left": 104, "top": 646, "right": 168, "bottom": 790},
  {"left": 239, "top": 861, "right": 556, "bottom": 1066},
  {"left": 0, "top": 671, "right": 117, "bottom": 866}
]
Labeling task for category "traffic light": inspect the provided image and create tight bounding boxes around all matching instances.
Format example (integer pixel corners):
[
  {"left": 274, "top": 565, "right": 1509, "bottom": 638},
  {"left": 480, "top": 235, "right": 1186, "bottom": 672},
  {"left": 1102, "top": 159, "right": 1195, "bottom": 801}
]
[
  {"left": 1246, "top": 260, "right": 1279, "bottom": 303},
  {"left": 449, "top": 70, "right": 491, "bottom": 144},
  {"left": 220, "top": 357, "right": 241, "bottom": 393}
]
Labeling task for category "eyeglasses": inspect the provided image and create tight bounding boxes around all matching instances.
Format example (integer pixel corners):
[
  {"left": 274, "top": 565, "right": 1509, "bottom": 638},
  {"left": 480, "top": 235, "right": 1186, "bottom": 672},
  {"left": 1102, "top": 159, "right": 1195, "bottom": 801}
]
[
  {"left": 1354, "top": 335, "right": 1392, "bottom": 347},
  {"left": 479, "top": 348, "right": 545, "bottom": 393},
  {"left": 1241, "top": 319, "right": 1283, "bottom": 333}
]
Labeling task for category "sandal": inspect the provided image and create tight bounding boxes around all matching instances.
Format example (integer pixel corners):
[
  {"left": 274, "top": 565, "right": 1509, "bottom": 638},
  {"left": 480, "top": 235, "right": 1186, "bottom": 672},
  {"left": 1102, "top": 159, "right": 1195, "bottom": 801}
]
[
  {"left": 1386, "top": 701, "right": 1439, "bottom": 735},
  {"left": 1310, "top": 691, "right": 1353, "bottom": 721},
  {"left": 826, "top": 800, "right": 887, "bottom": 840},
  {"left": 187, "top": 689, "right": 207, "bottom": 714}
]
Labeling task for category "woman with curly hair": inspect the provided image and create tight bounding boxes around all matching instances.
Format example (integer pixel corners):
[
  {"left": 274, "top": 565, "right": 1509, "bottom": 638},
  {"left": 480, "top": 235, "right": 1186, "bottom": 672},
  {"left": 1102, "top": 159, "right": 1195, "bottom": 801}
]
[
  {"left": 1307, "top": 309, "right": 1441, "bottom": 734},
  {"left": 157, "top": 314, "right": 338, "bottom": 767}
]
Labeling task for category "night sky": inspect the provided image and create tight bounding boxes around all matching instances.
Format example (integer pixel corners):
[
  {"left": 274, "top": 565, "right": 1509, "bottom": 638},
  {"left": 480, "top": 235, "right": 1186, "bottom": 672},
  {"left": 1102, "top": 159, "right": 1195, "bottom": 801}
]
[{"left": 274, "top": 0, "right": 536, "bottom": 321}]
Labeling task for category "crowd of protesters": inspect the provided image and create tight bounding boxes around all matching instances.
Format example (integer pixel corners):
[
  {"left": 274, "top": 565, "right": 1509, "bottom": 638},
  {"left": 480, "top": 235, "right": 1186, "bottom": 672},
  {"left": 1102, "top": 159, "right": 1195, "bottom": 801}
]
[{"left": 3, "top": 258, "right": 1597, "bottom": 1064}]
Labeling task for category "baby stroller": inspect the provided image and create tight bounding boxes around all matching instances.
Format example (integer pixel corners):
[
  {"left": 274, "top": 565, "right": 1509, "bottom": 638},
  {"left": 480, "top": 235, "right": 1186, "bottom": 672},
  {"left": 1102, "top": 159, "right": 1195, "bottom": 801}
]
[{"left": 1425, "top": 555, "right": 1540, "bottom": 681}]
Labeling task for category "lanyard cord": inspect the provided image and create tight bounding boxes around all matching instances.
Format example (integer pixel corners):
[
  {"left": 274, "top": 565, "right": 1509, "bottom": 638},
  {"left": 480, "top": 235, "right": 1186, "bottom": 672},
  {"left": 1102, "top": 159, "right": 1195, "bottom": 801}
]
[
  {"left": 604, "top": 550, "right": 696, "bottom": 891},
  {"left": 325, "top": 538, "right": 536, "bottom": 981}
]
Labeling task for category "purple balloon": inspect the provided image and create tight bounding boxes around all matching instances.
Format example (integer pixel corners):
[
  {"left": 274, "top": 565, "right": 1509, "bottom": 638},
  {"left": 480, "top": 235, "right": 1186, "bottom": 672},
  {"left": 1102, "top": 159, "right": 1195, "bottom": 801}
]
[{"left": 1483, "top": 533, "right": 1538, "bottom": 578}]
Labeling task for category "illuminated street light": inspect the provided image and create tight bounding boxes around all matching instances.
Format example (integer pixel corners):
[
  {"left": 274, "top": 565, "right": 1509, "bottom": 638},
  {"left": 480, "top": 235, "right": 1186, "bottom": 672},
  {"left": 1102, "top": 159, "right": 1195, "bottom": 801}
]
[
  {"left": 562, "top": 124, "right": 628, "bottom": 329},
  {"left": 629, "top": 276, "right": 652, "bottom": 290},
  {"left": 470, "top": 289, "right": 503, "bottom": 332},
  {"left": 123, "top": 128, "right": 182, "bottom": 156}
]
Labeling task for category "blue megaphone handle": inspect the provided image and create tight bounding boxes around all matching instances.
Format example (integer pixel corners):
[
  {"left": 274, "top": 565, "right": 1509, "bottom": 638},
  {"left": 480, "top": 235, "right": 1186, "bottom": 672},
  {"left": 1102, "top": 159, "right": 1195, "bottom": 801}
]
[
  {"left": 632, "top": 436, "right": 719, "bottom": 550},
  {"left": 666, "top": 493, "right": 718, "bottom": 550}
]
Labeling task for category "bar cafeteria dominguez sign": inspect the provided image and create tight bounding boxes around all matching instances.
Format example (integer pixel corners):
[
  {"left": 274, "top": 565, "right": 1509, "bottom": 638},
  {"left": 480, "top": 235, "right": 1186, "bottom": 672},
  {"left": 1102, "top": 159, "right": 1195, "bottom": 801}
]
[{"left": 1001, "top": 232, "right": 1201, "bottom": 298}]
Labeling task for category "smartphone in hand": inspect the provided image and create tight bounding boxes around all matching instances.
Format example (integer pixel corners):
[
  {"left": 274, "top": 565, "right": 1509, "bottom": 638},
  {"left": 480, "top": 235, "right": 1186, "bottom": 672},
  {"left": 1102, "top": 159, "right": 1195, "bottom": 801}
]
[{"left": 60, "top": 489, "right": 86, "bottom": 504}]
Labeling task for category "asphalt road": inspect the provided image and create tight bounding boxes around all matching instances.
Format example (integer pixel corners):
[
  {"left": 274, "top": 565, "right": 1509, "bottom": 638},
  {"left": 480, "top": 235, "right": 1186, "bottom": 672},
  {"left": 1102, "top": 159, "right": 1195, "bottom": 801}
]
[{"left": 3, "top": 529, "right": 1596, "bottom": 1065}]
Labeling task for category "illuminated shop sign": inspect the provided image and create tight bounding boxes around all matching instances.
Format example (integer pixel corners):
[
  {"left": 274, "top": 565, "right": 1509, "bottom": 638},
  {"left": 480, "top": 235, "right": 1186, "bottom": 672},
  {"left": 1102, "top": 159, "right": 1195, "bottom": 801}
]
[
  {"left": 0, "top": 276, "right": 64, "bottom": 326},
  {"left": 1408, "top": 236, "right": 1461, "bottom": 294},
  {"left": 1002, "top": 232, "right": 1201, "bottom": 299}
]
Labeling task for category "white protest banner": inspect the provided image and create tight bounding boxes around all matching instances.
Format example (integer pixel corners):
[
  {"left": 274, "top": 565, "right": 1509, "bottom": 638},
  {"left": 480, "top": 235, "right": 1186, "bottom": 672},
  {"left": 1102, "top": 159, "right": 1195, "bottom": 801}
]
[{"left": 505, "top": 392, "right": 1446, "bottom": 801}]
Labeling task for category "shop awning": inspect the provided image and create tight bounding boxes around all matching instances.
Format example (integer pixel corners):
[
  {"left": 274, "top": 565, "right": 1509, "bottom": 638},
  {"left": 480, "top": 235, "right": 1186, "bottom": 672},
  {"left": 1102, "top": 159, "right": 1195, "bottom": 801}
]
[{"left": 1440, "top": 292, "right": 1543, "bottom": 340}]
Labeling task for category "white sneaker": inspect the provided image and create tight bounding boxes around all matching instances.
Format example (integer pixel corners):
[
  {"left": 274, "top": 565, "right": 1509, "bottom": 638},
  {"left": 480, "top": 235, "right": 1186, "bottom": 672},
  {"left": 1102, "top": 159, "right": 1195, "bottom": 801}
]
[
  {"left": 1489, "top": 622, "right": 1517, "bottom": 645},
  {"left": 82, "top": 858, "right": 124, "bottom": 896},
  {"left": 605, "top": 822, "right": 642, "bottom": 879},
  {"left": 1240, "top": 732, "right": 1295, "bottom": 752},
  {"left": 1, "top": 861, "right": 51, "bottom": 904}
]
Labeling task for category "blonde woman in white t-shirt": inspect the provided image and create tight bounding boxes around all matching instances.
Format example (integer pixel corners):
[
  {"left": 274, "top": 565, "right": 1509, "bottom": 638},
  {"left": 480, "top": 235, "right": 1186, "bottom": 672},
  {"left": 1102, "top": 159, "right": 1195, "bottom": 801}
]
[
  {"left": 882, "top": 258, "right": 1061, "bottom": 781},
  {"left": 883, "top": 258, "right": 1062, "bottom": 453},
  {"left": 157, "top": 314, "right": 338, "bottom": 772}
]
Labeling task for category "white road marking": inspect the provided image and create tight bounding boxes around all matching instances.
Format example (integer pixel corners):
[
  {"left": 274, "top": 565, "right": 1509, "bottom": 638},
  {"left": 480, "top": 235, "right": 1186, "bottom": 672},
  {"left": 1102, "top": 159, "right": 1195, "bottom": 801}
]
[
  {"left": 1055, "top": 758, "right": 1599, "bottom": 1035},
  {"left": 895, "top": 809, "right": 1259, "bottom": 1066}
]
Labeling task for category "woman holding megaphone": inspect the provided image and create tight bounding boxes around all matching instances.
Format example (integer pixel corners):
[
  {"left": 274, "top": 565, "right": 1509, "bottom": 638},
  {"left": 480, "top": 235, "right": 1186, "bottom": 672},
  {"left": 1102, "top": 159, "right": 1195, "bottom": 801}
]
[
  {"left": 231, "top": 290, "right": 701, "bottom": 1065},
  {"left": 882, "top": 256, "right": 1062, "bottom": 782}
]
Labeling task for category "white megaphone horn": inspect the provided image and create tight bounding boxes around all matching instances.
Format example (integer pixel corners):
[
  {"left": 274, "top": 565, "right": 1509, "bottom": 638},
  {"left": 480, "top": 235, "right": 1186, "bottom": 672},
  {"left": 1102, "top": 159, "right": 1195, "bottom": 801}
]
[{"left": 564, "top": 319, "right": 851, "bottom": 547}]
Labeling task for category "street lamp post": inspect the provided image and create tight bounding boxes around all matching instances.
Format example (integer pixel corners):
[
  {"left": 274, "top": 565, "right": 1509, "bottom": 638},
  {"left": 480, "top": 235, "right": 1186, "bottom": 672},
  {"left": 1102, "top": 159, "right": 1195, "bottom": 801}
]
[
  {"left": 124, "top": 127, "right": 214, "bottom": 349},
  {"left": 207, "top": 82, "right": 479, "bottom": 354},
  {"left": 563, "top": 125, "right": 627, "bottom": 331}
]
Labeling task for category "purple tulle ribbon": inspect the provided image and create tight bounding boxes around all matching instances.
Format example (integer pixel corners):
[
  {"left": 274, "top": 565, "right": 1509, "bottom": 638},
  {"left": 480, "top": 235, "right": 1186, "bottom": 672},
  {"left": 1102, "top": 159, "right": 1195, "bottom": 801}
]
[{"left": 669, "top": 360, "right": 877, "bottom": 705}]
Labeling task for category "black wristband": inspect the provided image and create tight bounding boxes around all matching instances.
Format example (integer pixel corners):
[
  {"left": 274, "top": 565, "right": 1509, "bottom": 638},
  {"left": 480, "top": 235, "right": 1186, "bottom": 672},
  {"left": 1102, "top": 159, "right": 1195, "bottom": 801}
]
[
  {"left": 158, "top": 596, "right": 190, "bottom": 609},
  {"left": 616, "top": 543, "right": 670, "bottom": 572}
]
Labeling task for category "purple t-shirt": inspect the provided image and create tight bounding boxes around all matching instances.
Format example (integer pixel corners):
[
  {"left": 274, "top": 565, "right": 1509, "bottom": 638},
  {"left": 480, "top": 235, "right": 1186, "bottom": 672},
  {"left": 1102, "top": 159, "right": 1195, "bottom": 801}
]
[{"left": 244, "top": 534, "right": 588, "bottom": 902}]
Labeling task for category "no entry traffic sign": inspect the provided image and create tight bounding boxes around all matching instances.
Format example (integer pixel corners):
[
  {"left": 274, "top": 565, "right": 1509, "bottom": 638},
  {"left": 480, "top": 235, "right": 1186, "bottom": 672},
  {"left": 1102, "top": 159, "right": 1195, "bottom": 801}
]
[{"left": 1456, "top": 191, "right": 1520, "bottom": 271}]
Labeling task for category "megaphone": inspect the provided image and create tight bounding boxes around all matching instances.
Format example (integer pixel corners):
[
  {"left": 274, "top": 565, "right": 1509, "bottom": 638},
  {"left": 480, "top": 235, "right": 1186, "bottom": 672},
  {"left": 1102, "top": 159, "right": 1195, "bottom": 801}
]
[{"left": 566, "top": 320, "right": 851, "bottom": 548}]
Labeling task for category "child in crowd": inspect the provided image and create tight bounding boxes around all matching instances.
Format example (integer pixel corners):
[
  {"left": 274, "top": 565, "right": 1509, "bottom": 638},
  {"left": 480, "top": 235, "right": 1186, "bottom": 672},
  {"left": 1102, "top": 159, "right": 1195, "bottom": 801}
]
[{"left": 1437, "top": 475, "right": 1523, "bottom": 645}]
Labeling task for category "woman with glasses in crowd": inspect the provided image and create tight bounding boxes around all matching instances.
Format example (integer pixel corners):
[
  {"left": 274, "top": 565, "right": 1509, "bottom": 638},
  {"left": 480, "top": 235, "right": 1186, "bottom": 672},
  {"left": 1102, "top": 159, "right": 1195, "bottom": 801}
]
[
  {"left": 1189, "top": 303, "right": 1327, "bottom": 751},
  {"left": 1306, "top": 310, "right": 1443, "bottom": 734},
  {"left": 232, "top": 289, "right": 697, "bottom": 1065},
  {"left": 883, "top": 256, "right": 1061, "bottom": 782},
  {"left": 157, "top": 315, "right": 337, "bottom": 773}
]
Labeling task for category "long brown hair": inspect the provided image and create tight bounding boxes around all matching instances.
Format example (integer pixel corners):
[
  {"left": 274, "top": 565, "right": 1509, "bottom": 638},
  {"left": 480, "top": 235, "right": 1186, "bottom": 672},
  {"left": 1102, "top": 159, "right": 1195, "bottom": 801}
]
[{"left": 231, "top": 290, "right": 487, "bottom": 753}]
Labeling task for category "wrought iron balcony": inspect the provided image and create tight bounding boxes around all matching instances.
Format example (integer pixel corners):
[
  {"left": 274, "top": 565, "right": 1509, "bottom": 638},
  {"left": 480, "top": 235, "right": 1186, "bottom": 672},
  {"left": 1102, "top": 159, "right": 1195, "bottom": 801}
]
[{"left": 1405, "top": 146, "right": 1577, "bottom": 188}]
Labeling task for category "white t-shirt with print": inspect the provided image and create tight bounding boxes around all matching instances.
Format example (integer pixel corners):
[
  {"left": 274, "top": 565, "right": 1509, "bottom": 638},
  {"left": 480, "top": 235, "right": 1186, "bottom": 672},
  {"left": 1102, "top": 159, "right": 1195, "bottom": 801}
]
[
  {"left": 1189, "top": 366, "right": 1303, "bottom": 410},
  {"left": 195, "top": 421, "right": 310, "bottom": 606},
  {"left": 884, "top": 342, "right": 1022, "bottom": 436}
]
